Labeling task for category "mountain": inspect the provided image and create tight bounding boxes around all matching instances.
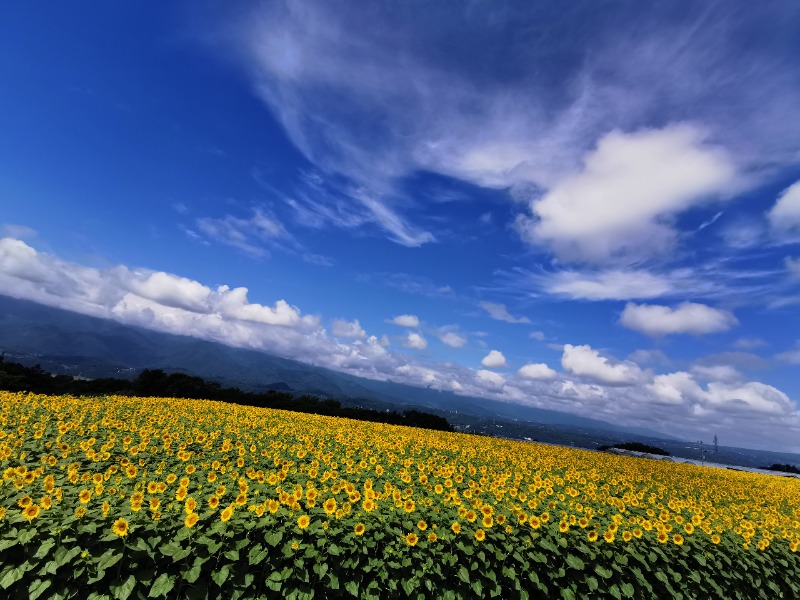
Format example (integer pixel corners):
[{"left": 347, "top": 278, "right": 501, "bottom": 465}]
[{"left": 0, "top": 294, "right": 663, "bottom": 437}]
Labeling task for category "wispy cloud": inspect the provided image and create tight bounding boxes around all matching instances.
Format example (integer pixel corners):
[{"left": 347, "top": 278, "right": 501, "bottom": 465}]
[
  {"left": 205, "top": 1, "right": 800, "bottom": 255},
  {"left": 478, "top": 301, "right": 530, "bottom": 324}
]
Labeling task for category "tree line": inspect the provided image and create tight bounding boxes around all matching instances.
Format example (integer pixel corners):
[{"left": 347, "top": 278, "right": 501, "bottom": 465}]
[{"left": 0, "top": 356, "right": 454, "bottom": 433}]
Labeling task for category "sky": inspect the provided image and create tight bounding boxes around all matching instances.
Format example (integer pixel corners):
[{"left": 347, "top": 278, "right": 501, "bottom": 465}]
[{"left": 2, "top": 1, "right": 800, "bottom": 452}]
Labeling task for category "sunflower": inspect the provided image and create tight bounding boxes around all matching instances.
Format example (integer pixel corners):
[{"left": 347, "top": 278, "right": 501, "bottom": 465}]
[
  {"left": 603, "top": 530, "right": 615, "bottom": 543},
  {"left": 112, "top": 518, "right": 129, "bottom": 537},
  {"left": 185, "top": 513, "right": 200, "bottom": 528},
  {"left": 220, "top": 506, "right": 234, "bottom": 523},
  {"left": 147, "top": 481, "right": 159, "bottom": 494},
  {"left": 657, "top": 532, "right": 669, "bottom": 544},
  {"left": 529, "top": 515, "right": 541, "bottom": 530},
  {"left": 622, "top": 530, "right": 633, "bottom": 542},
  {"left": 18, "top": 496, "right": 32, "bottom": 508},
  {"left": 323, "top": 498, "right": 337, "bottom": 515},
  {"left": 185, "top": 497, "right": 197, "bottom": 514},
  {"left": 403, "top": 499, "right": 415, "bottom": 513},
  {"left": 711, "top": 534, "right": 721, "bottom": 545},
  {"left": 427, "top": 532, "right": 438, "bottom": 543},
  {"left": 297, "top": 515, "right": 310, "bottom": 529},
  {"left": 451, "top": 522, "right": 461, "bottom": 534},
  {"left": 417, "top": 520, "right": 427, "bottom": 531},
  {"left": 673, "top": 534, "right": 684, "bottom": 546},
  {"left": 587, "top": 530, "right": 598, "bottom": 542},
  {"left": 475, "top": 529, "right": 486, "bottom": 542},
  {"left": 354, "top": 523, "right": 365, "bottom": 536},
  {"left": 404, "top": 533, "right": 418, "bottom": 546},
  {"left": 23, "top": 504, "right": 40, "bottom": 521}
]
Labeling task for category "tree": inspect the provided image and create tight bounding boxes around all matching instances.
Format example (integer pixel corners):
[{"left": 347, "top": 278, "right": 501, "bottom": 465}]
[{"left": 713, "top": 434, "right": 719, "bottom": 455}]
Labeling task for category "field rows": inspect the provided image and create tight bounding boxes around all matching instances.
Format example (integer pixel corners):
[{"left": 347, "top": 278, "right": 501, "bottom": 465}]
[{"left": 1, "top": 391, "right": 799, "bottom": 599}]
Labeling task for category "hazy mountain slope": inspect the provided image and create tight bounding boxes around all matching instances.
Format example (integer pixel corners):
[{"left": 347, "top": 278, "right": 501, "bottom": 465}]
[{"left": 0, "top": 294, "right": 658, "bottom": 435}]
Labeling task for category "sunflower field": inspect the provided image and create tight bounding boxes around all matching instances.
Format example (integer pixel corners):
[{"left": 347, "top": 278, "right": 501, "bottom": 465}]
[{"left": 1, "top": 391, "right": 799, "bottom": 599}]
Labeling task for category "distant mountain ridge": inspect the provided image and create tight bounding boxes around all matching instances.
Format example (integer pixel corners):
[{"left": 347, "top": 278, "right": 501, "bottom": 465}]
[{"left": 0, "top": 294, "right": 661, "bottom": 437}]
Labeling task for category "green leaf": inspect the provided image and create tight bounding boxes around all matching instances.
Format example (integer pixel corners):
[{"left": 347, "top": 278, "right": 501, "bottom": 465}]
[
  {"left": 457, "top": 566, "right": 470, "bottom": 584},
  {"left": 595, "top": 565, "right": 613, "bottom": 579},
  {"left": 182, "top": 558, "right": 204, "bottom": 584},
  {"left": 18, "top": 528, "right": 36, "bottom": 544},
  {"left": 148, "top": 573, "right": 175, "bottom": 598},
  {"left": 33, "top": 539, "right": 56, "bottom": 559},
  {"left": 620, "top": 582, "right": 635, "bottom": 598},
  {"left": 471, "top": 579, "right": 483, "bottom": 596},
  {"left": 0, "top": 539, "right": 18, "bottom": 552},
  {"left": 223, "top": 549, "right": 239, "bottom": 561},
  {"left": 28, "top": 579, "right": 52, "bottom": 600},
  {"left": 265, "top": 531, "right": 283, "bottom": 547},
  {"left": 0, "top": 564, "right": 27, "bottom": 590},
  {"left": 344, "top": 580, "right": 358, "bottom": 596},
  {"left": 110, "top": 575, "right": 137, "bottom": 600},
  {"left": 561, "top": 588, "right": 576, "bottom": 600},
  {"left": 212, "top": 564, "right": 230, "bottom": 587},
  {"left": 565, "top": 554, "right": 585, "bottom": 570},
  {"left": 248, "top": 543, "right": 268, "bottom": 566},
  {"left": 97, "top": 549, "right": 124, "bottom": 572},
  {"left": 609, "top": 584, "right": 622, "bottom": 600}
]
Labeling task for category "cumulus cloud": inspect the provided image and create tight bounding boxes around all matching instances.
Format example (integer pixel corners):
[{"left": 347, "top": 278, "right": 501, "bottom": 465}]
[
  {"left": 401, "top": 332, "right": 428, "bottom": 350},
  {"left": 389, "top": 314, "right": 420, "bottom": 327},
  {"left": 650, "top": 370, "right": 795, "bottom": 415},
  {"left": 767, "top": 180, "right": 800, "bottom": 234},
  {"left": 515, "top": 125, "right": 737, "bottom": 264},
  {"left": 479, "top": 301, "right": 530, "bottom": 324},
  {"left": 476, "top": 369, "right": 505, "bottom": 387},
  {"left": 331, "top": 319, "right": 367, "bottom": 339},
  {"left": 481, "top": 350, "right": 507, "bottom": 369},
  {"left": 561, "top": 344, "right": 644, "bottom": 385},
  {"left": 518, "top": 363, "right": 557, "bottom": 380},
  {"left": 620, "top": 302, "right": 737, "bottom": 336},
  {"left": 439, "top": 332, "right": 466, "bottom": 348}
]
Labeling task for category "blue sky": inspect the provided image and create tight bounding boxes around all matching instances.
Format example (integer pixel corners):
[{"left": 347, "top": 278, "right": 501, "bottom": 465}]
[{"left": 2, "top": 2, "right": 800, "bottom": 451}]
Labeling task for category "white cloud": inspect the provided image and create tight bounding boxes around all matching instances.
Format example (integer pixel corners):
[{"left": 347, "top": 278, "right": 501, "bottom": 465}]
[
  {"left": 767, "top": 180, "right": 800, "bottom": 233},
  {"left": 776, "top": 344, "right": 800, "bottom": 365},
  {"left": 195, "top": 209, "right": 291, "bottom": 257},
  {"left": 481, "top": 350, "right": 507, "bottom": 369},
  {"left": 389, "top": 314, "right": 419, "bottom": 328},
  {"left": 439, "top": 332, "right": 466, "bottom": 348},
  {"left": 518, "top": 363, "right": 557, "bottom": 380},
  {"left": 0, "top": 224, "right": 37, "bottom": 239},
  {"left": 475, "top": 369, "right": 505, "bottom": 387},
  {"left": 401, "top": 332, "right": 428, "bottom": 350},
  {"left": 542, "top": 270, "right": 672, "bottom": 300},
  {"left": 786, "top": 257, "right": 800, "bottom": 278},
  {"left": 516, "top": 125, "right": 737, "bottom": 264},
  {"left": 379, "top": 335, "right": 391, "bottom": 347},
  {"left": 127, "top": 272, "right": 212, "bottom": 313},
  {"left": 331, "top": 319, "right": 367, "bottom": 339},
  {"left": 690, "top": 364, "right": 743, "bottom": 383},
  {"left": 620, "top": 302, "right": 737, "bottom": 336},
  {"left": 561, "top": 344, "right": 644, "bottom": 386},
  {"left": 529, "top": 331, "right": 545, "bottom": 341},
  {"left": 732, "top": 337, "right": 767, "bottom": 350},
  {"left": 627, "top": 349, "right": 670, "bottom": 365},
  {"left": 479, "top": 301, "right": 530, "bottom": 324}
]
